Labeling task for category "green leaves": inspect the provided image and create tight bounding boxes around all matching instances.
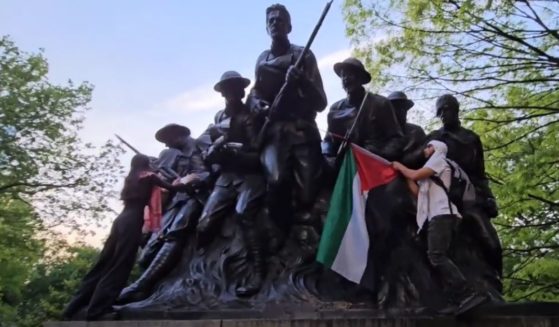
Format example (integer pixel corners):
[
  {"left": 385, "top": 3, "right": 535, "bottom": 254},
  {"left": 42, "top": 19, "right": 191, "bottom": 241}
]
[
  {"left": 0, "top": 36, "right": 124, "bottom": 324},
  {"left": 16, "top": 246, "right": 100, "bottom": 326},
  {"left": 0, "top": 200, "right": 43, "bottom": 322},
  {"left": 344, "top": 0, "right": 559, "bottom": 300},
  {"left": 0, "top": 36, "right": 124, "bottom": 233}
]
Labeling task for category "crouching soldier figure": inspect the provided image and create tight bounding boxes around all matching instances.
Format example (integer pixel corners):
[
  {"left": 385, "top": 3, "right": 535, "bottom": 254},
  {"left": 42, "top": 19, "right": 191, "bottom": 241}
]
[
  {"left": 197, "top": 71, "right": 267, "bottom": 296},
  {"left": 118, "top": 124, "right": 209, "bottom": 304}
]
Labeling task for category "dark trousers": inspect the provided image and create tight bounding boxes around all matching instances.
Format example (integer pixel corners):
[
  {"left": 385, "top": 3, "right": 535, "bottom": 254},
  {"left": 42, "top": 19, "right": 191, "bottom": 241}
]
[
  {"left": 63, "top": 206, "right": 144, "bottom": 320},
  {"left": 197, "top": 174, "right": 265, "bottom": 239},
  {"left": 427, "top": 215, "right": 468, "bottom": 297},
  {"left": 261, "top": 141, "right": 322, "bottom": 233},
  {"left": 138, "top": 198, "right": 201, "bottom": 269}
]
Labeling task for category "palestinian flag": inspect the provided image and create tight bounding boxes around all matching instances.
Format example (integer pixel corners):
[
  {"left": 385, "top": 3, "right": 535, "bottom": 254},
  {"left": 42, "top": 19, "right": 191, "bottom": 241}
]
[{"left": 316, "top": 144, "right": 397, "bottom": 288}]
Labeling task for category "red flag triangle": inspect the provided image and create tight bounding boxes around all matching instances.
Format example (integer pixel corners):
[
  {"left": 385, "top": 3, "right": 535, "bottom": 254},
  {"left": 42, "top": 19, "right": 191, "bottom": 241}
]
[{"left": 351, "top": 144, "right": 398, "bottom": 192}]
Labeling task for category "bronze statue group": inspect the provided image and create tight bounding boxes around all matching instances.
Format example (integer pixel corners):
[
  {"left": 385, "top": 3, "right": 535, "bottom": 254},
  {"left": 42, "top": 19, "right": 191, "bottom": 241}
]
[{"left": 62, "top": 4, "right": 502, "bottom": 321}]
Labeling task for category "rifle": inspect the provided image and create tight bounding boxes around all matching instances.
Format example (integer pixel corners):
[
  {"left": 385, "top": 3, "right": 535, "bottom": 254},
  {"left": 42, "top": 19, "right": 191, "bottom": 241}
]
[
  {"left": 336, "top": 92, "right": 369, "bottom": 156},
  {"left": 115, "top": 134, "right": 142, "bottom": 154},
  {"left": 255, "top": 1, "right": 333, "bottom": 147},
  {"left": 115, "top": 133, "right": 179, "bottom": 180},
  {"left": 204, "top": 135, "right": 244, "bottom": 164},
  {"left": 115, "top": 134, "right": 206, "bottom": 204}
]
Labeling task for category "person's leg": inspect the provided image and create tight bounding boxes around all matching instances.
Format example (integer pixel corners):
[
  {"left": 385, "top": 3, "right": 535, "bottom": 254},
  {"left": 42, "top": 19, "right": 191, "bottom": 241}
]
[
  {"left": 137, "top": 207, "right": 180, "bottom": 269},
  {"left": 62, "top": 225, "right": 118, "bottom": 319},
  {"left": 261, "top": 141, "right": 292, "bottom": 236},
  {"left": 86, "top": 221, "right": 143, "bottom": 320},
  {"left": 196, "top": 185, "right": 237, "bottom": 246},
  {"left": 427, "top": 215, "right": 487, "bottom": 313},
  {"left": 119, "top": 199, "right": 204, "bottom": 304},
  {"left": 427, "top": 215, "right": 467, "bottom": 290},
  {"left": 292, "top": 142, "right": 323, "bottom": 209},
  {"left": 234, "top": 175, "right": 266, "bottom": 296}
]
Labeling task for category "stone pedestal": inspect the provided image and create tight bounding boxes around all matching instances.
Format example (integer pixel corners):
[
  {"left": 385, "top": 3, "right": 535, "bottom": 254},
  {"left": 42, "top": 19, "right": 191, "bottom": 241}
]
[
  {"left": 44, "top": 316, "right": 559, "bottom": 327},
  {"left": 44, "top": 303, "right": 559, "bottom": 327}
]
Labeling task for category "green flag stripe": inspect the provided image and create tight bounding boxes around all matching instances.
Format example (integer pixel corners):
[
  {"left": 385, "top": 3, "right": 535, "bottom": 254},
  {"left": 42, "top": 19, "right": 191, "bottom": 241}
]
[{"left": 316, "top": 150, "right": 357, "bottom": 267}]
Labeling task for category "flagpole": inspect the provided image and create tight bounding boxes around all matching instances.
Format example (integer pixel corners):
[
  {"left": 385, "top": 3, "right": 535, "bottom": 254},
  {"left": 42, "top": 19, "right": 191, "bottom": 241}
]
[{"left": 336, "top": 92, "right": 369, "bottom": 156}]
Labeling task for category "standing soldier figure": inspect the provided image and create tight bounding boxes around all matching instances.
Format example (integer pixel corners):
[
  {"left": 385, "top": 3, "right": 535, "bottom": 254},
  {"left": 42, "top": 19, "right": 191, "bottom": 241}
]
[
  {"left": 323, "top": 57, "right": 410, "bottom": 300},
  {"left": 247, "top": 4, "right": 327, "bottom": 243},
  {"left": 387, "top": 91, "right": 426, "bottom": 168},
  {"left": 323, "top": 57, "right": 404, "bottom": 163},
  {"left": 197, "top": 71, "right": 267, "bottom": 296},
  {"left": 427, "top": 94, "right": 502, "bottom": 278}
]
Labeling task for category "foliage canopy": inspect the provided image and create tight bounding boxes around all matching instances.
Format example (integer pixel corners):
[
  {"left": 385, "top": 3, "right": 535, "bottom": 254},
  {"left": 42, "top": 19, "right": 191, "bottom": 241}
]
[{"left": 343, "top": 0, "right": 559, "bottom": 300}]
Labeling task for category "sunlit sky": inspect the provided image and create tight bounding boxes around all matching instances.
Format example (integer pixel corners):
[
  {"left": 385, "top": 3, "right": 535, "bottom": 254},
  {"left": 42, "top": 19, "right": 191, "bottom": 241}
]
[
  {"left": 1, "top": 1, "right": 432, "bottom": 243},
  {"left": 1, "top": 1, "right": 354, "bottom": 154}
]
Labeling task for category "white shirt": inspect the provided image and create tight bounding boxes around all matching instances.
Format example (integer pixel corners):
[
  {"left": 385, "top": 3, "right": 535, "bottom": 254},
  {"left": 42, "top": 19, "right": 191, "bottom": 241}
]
[{"left": 416, "top": 154, "right": 461, "bottom": 232}]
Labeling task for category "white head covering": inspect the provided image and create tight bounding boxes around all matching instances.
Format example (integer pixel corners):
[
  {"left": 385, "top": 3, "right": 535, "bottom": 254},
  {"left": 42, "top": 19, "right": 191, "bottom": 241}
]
[
  {"left": 427, "top": 140, "right": 448, "bottom": 169},
  {"left": 416, "top": 140, "right": 449, "bottom": 232}
]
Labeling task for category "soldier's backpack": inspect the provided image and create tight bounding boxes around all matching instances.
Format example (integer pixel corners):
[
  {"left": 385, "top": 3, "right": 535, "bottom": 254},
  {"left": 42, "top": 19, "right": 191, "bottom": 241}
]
[{"left": 430, "top": 159, "right": 476, "bottom": 214}]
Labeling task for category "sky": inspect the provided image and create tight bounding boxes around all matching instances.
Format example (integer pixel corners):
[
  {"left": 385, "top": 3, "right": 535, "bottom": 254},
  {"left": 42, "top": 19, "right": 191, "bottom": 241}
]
[
  {"left": 2, "top": 1, "right": 439, "bottom": 245},
  {"left": 1, "top": 1, "right": 358, "bottom": 243},
  {"left": 1, "top": 1, "right": 352, "bottom": 157}
]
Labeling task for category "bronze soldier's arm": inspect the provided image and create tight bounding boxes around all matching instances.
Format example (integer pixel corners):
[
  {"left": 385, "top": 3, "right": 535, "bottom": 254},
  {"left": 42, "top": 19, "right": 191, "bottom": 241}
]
[
  {"left": 299, "top": 50, "right": 327, "bottom": 113},
  {"left": 189, "top": 150, "right": 210, "bottom": 181},
  {"left": 231, "top": 113, "right": 262, "bottom": 170},
  {"left": 472, "top": 134, "right": 487, "bottom": 182},
  {"left": 321, "top": 134, "right": 336, "bottom": 157},
  {"left": 146, "top": 174, "right": 183, "bottom": 193},
  {"left": 322, "top": 100, "right": 343, "bottom": 157},
  {"left": 472, "top": 134, "right": 497, "bottom": 204},
  {"left": 246, "top": 51, "right": 271, "bottom": 114}
]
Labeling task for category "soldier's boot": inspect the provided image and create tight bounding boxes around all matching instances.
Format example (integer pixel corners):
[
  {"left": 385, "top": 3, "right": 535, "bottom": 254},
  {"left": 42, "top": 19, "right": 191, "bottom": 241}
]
[
  {"left": 236, "top": 216, "right": 265, "bottom": 297},
  {"left": 196, "top": 213, "right": 225, "bottom": 249},
  {"left": 118, "top": 241, "right": 181, "bottom": 304},
  {"left": 259, "top": 207, "right": 285, "bottom": 254}
]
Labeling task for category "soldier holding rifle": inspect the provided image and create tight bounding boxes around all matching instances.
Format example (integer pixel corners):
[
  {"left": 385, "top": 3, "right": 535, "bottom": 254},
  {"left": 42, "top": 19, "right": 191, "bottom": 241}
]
[
  {"left": 323, "top": 58, "right": 404, "bottom": 164},
  {"left": 117, "top": 125, "right": 210, "bottom": 304},
  {"left": 247, "top": 3, "right": 329, "bottom": 243},
  {"left": 197, "top": 71, "right": 267, "bottom": 296}
]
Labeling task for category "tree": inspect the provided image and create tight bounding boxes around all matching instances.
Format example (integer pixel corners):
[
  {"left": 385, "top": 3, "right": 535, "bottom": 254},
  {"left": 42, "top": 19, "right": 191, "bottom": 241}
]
[
  {"left": 16, "top": 246, "right": 99, "bottom": 327},
  {"left": 0, "top": 200, "right": 43, "bottom": 323},
  {"left": 0, "top": 36, "right": 124, "bottom": 324},
  {"left": 343, "top": 0, "right": 559, "bottom": 300},
  {"left": 15, "top": 243, "right": 144, "bottom": 327},
  {"left": 0, "top": 35, "right": 124, "bottom": 234}
]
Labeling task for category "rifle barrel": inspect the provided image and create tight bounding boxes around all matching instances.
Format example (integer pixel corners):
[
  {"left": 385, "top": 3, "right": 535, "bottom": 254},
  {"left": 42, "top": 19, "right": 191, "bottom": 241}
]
[
  {"left": 336, "top": 92, "right": 369, "bottom": 156},
  {"left": 115, "top": 134, "right": 141, "bottom": 154},
  {"left": 256, "top": 1, "right": 334, "bottom": 149},
  {"left": 271, "top": 1, "right": 333, "bottom": 112},
  {"left": 294, "top": 0, "right": 333, "bottom": 68}
]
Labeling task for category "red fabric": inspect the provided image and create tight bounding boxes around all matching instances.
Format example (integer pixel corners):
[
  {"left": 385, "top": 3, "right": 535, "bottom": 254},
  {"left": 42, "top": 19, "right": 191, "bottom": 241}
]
[
  {"left": 140, "top": 172, "right": 163, "bottom": 232},
  {"left": 144, "top": 186, "right": 162, "bottom": 232},
  {"left": 351, "top": 144, "right": 398, "bottom": 192}
]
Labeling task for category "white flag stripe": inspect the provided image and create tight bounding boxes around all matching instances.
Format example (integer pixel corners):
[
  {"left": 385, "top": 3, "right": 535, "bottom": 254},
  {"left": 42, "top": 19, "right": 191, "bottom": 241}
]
[{"left": 330, "top": 174, "right": 370, "bottom": 283}]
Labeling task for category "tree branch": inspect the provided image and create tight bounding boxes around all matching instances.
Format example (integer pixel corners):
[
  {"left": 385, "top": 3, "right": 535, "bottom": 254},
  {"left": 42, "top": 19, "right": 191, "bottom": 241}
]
[{"left": 0, "top": 181, "right": 82, "bottom": 193}]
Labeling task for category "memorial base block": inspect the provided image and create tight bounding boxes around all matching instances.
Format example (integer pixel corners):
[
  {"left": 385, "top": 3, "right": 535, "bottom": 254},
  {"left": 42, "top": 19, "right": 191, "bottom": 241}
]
[{"left": 44, "top": 303, "right": 559, "bottom": 327}]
